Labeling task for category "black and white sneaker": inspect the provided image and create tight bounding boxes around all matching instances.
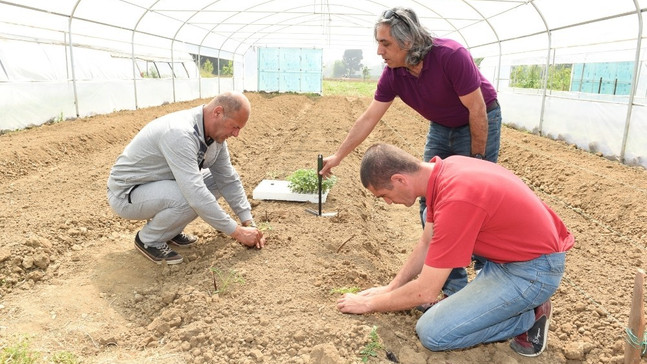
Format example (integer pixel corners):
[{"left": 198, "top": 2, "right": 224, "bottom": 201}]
[
  {"left": 135, "top": 232, "right": 183, "bottom": 265},
  {"left": 510, "top": 299, "right": 552, "bottom": 357},
  {"left": 168, "top": 233, "right": 198, "bottom": 247}
]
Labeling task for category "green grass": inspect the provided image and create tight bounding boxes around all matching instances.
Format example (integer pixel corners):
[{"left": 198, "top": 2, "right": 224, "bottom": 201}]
[
  {"left": 0, "top": 337, "right": 81, "bottom": 364},
  {"left": 0, "top": 337, "right": 40, "bottom": 364},
  {"left": 323, "top": 79, "right": 377, "bottom": 97},
  {"left": 51, "top": 351, "right": 80, "bottom": 364}
]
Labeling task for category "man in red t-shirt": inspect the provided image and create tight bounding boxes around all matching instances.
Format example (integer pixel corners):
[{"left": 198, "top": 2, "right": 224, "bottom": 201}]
[
  {"left": 336, "top": 143, "right": 574, "bottom": 357},
  {"left": 321, "top": 7, "right": 502, "bottom": 295}
]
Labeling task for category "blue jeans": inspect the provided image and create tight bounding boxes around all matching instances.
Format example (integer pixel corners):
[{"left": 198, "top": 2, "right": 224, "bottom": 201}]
[
  {"left": 419, "top": 105, "right": 502, "bottom": 294},
  {"left": 416, "top": 252, "right": 566, "bottom": 351}
]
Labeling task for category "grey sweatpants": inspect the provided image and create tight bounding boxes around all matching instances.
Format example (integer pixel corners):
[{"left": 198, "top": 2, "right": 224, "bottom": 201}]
[{"left": 107, "top": 171, "right": 223, "bottom": 248}]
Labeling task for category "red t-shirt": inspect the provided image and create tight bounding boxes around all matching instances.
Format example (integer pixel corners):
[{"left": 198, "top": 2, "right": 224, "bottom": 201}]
[{"left": 424, "top": 156, "right": 574, "bottom": 268}]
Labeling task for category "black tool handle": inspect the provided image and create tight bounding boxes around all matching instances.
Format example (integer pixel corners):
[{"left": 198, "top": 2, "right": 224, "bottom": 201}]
[{"left": 317, "top": 154, "right": 323, "bottom": 216}]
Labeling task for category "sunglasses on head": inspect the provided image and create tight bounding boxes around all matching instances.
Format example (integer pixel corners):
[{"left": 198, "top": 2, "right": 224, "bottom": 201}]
[{"left": 383, "top": 9, "right": 403, "bottom": 21}]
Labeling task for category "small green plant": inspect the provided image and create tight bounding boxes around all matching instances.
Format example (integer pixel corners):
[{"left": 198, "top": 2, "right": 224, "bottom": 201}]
[
  {"left": 51, "top": 351, "right": 79, "bottom": 364},
  {"left": 0, "top": 336, "right": 40, "bottom": 364},
  {"left": 210, "top": 267, "right": 245, "bottom": 295},
  {"left": 257, "top": 221, "right": 273, "bottom": 231},
  {"left": 286, "top": 169, "right": 337, "bottom": 194},
  {"left": 359, "top": 326, "right": 384, "bottom": 362},
  {"left": 330, "top": 286, "right": 360, "bottom": 294}
]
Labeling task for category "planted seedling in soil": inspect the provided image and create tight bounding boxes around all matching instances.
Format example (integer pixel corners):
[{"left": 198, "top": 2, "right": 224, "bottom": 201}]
[
  {"left": 210, "top": 267, "right": 245, "bottom": 295},
  {"left": 257, "top": 221, "right": 273, "bottom": 231},
  {"left": 286, "top": 168, "right": 337, "bottom": 194},
  {"left": 330, "top": 286, "right": 360, "bottom": 295},
  {"left": 360, "top": 325, "right": 385, "bottom": 362}
]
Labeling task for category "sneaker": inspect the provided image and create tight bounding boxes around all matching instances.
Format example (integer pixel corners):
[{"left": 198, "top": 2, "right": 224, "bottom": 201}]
[
  {"left": 135, "top": 232, "right": 183, "bottom": 265},
  {"left": 168, "top": 232, "right": 198, "bottom": 247},
  {"left": 416, "top": 293, "right": 448, "bottom": 313},
  {"left": 510, "top": 299, "right": 552, "bottom": 357}
]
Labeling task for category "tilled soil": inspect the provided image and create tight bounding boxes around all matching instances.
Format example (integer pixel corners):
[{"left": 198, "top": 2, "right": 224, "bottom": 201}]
[{"left": 0, "top": 93, "right": 646, "bottom": 363}]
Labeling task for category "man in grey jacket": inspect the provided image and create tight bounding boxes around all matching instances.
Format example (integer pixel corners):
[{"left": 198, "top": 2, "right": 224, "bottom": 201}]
[{"left": 107, "top": 91, "right": 265, "bottom": 265}]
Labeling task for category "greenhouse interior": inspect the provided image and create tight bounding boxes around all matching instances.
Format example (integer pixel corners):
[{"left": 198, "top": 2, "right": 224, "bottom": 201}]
[{"left": 1, "top": 0, "right": 647, "bottom": 169}]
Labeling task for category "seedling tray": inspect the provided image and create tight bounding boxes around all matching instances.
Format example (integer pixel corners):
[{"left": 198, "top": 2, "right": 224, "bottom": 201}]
[{"left": 252, "top": 179, "right": 328, "bottom": 203}]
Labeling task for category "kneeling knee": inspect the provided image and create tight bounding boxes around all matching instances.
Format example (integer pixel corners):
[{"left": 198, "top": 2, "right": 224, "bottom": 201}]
[{"left": 416, "top": 321, "right": 449, "bottom": 351}]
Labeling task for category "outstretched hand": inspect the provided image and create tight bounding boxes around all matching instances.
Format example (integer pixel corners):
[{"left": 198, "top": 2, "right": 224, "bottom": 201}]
[{"left": 320, "top": 154, "right": 340, "bottom": 178}]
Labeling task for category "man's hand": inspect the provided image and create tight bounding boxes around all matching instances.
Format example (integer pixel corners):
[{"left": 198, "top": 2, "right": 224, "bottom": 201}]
[
  {"left": 337, "top": 293, "right": 373, "bottom": 314},
  {"left": 231, "top": 225, "right": 265, "bottom": 249},
  {"left": 320, "top": 154, "right": 341, "bottom": 178},
  {"left": 357, "top": 285, "right": 389, "bottom": 297}
]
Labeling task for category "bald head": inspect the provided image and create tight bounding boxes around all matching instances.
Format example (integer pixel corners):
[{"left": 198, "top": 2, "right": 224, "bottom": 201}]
[
  {"left": 209, "top": 91, "right": 251, "bottom": 120},
  {"left": 204, "top": 91, "right": 251, "bottom": 143}
]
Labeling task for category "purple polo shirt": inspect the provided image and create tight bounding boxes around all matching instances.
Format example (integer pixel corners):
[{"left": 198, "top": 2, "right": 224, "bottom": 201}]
[{"left": 374, "top": 38, "right": 497, "bottom": 128}]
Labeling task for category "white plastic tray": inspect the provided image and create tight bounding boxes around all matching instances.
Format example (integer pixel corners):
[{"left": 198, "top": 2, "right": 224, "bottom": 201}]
[{"left": 252, "top": 179, "right": 328, "bottom": 203}]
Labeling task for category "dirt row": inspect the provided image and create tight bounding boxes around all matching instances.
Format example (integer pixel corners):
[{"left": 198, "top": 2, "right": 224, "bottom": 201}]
[{"left": 0, "top": 93, "right": 646, "bottom": 363}]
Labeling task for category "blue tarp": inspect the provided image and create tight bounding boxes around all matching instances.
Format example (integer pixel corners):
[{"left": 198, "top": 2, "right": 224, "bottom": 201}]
[{"left": 257, "top": 48, "right": 322, "bottom": 94}]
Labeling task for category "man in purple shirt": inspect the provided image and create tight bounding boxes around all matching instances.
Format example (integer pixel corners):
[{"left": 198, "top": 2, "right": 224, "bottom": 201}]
[{"left": 321, "top": 8, "right": 502, "bottom": 300}]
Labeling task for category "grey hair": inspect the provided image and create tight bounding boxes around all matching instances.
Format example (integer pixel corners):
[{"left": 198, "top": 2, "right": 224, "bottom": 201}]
[
  {"left": 374, "top": 7, "right": 434, "bottom": 67},
  {"left": 213, "top": 91, "right": 246, "bottom": 118}
]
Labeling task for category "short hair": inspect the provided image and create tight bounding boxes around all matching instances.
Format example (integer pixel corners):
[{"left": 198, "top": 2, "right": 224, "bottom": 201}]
[
  {"left": 374, "top": 7, "right": 434, "bottom": 66},
  {"left": 213, "top": 91, "right": 247, "bottom": 119},
  {"left": 360, "top": 143, "right": 421, "bottom": 190}
]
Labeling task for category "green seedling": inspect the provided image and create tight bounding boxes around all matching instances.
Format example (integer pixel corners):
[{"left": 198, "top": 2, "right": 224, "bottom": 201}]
[
  {"left": 330, "top": 286, "right": 360, "bottom": 294},
  {"left": 210, "top": 267, "right": 245, "bottom": 295},
  {"left": 286, "top": 168, "right": 337, "bottom": 194},
  {"left": 359, "top": 326, "right": 384, "bottom": 363},
  {"left": 266, "top": 170, "right": 282, "bottom": 179},
  {"left": 0, "top": 336, "right": 40, "bottom": 364},
  {"left": 51, "top": 351, "right": 80, "bottom": 364},
  {"left": 257, "top": 221, "right": 273, "bottom": 231}
]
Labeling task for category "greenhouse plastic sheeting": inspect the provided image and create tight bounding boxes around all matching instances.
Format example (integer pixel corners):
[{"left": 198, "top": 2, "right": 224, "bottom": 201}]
[{"left": 1, "top": 0, "right": 647, "bottom": 168}]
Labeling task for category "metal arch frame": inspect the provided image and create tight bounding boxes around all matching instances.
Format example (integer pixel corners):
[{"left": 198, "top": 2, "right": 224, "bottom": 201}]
[
  {"left": 528, "top": 0, "right": 552, "bottom": 135},
  {"left": 69, "top": 0, "right": 83, "bottom": 118},
  {"left": 230, "top": 7, "right": 379, "bottom": 54},
  {"left": 220, "top": 0, "right": 490, "bottom": 94},
  {"left": 199, "top": 2, "right": 379, "bottom": 94},
  {"left": 459, "top": 0, "right": 504, "bottom": 93},
  {"left": 50, "top": 0, "right": 647, "bottom": 154},
  {"left": 620, "top": 0, "right": 643, "bottom": 163},
  {"left": 195, "top": 0, "right": 277, "bottom": 96},
  {"left": 129, "top": 0, "right": 162, "bottom": 110},
  {"left": 410, "top": 0, "right": 474, "bottom": 50},
  {"left": 69, "top": 0, "right": 195, "bottom": 111},
  {"left": 232, "top": 11, "right": 383, "bottom": 84},
  {"left": 227, "top": 5, "right": 381, "bottom": 92},
  {"left": 169, "top": 0, "right": 225, "bottom": 102},
  {"left": 229, "top": 14, "right": 351, "bottom": 92}
]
